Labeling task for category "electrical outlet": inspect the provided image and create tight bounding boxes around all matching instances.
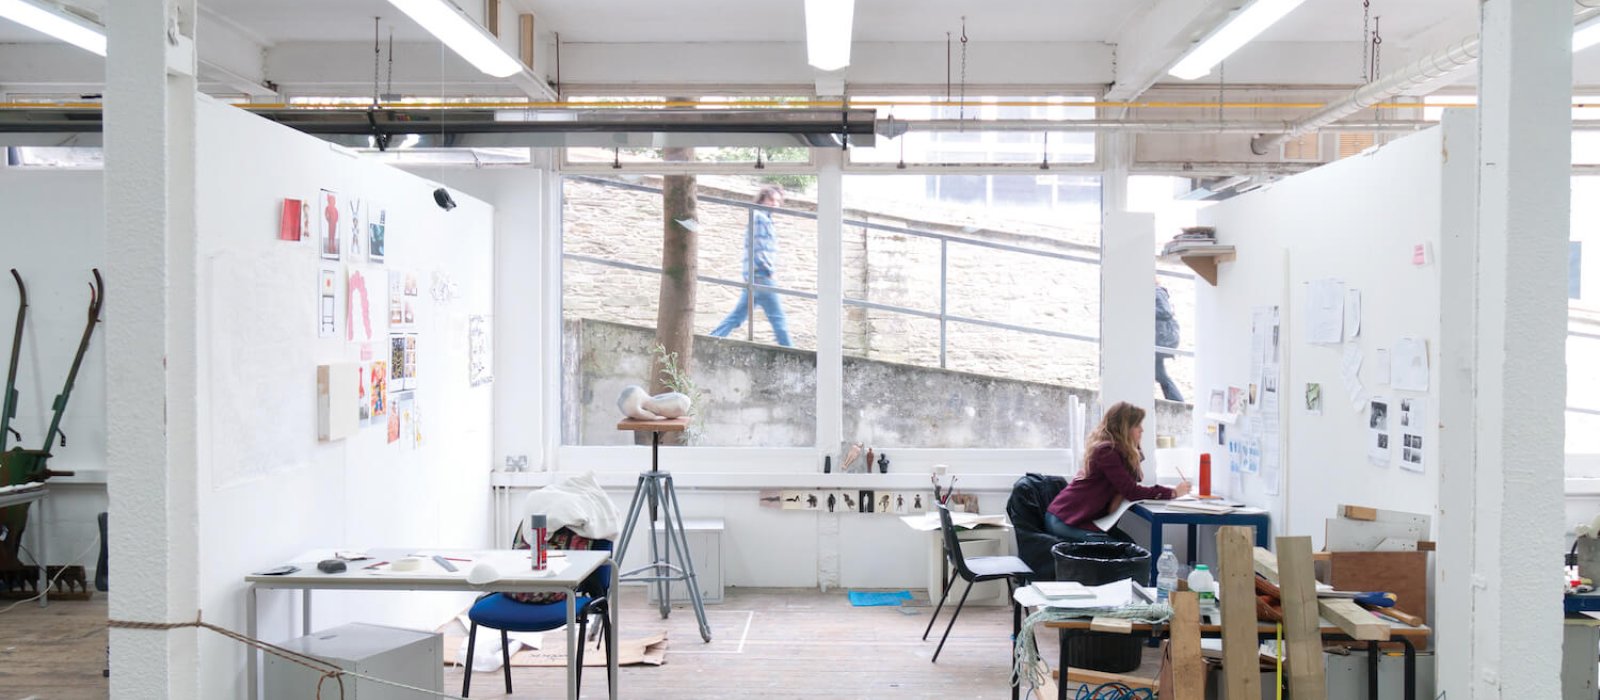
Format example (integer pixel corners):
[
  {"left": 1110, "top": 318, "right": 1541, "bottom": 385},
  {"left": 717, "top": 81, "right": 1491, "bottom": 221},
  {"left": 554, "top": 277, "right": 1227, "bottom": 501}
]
[{"left": 505, "top": 454, "right": 528, "bottom": 470}]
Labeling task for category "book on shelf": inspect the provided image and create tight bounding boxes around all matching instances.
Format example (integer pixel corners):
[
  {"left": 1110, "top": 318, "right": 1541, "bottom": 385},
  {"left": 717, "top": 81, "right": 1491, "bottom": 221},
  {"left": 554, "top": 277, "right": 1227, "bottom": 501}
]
[{"left": 1029, "top": 581, "right": 1094, "bottom": 600}]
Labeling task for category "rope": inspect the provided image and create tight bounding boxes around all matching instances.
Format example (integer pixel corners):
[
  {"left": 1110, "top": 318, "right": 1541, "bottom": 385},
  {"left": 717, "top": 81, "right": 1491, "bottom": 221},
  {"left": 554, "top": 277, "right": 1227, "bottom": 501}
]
[
  {"left": 1069, "top": 683, "right": 1156, "bottom": 699},
  {"left": 1012, "top": 604, "right": 1172, "bottom": 691},
  {"left": 107, "top": 614, "right": 471, "bottom": 700}
]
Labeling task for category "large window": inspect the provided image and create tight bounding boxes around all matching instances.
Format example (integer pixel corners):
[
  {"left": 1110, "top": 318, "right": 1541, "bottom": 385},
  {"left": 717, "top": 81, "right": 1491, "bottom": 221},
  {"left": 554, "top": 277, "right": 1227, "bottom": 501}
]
[
  {"left": 1129, "top": 176, "right": 1209, "bottom": 406},
  {"left": 848, "top": 96, "right": 1097, "bottom": 166},
  {"left": 560, "top": 173, "right": 818, "bottom": 447},
  {"left": 840, "top": 174, "right": 1102, "bottom": 449},
  {"left": 1570, "top": 177, "right": 1600, "bottom": 464}
]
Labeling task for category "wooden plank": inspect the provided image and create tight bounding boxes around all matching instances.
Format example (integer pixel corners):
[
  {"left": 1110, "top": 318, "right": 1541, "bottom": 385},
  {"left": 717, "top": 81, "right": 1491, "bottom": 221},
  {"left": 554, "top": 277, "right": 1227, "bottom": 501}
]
[
  {"left": 1052, "top": 668, "right": 1159, "bottom": 691},
  {"left": 1167, "top": 591, "right": 1205, "bottom": 700},
  {"left": 1366, "top": 604, "right": 1424, "bottom": 627},
  {"left": 485, "top": 0, "right": 499, "bottom": 36},
  {"left": 1341, "top": 504, "right": 1378, "bottom": 521},
  {"left": 1089, "top": 616, "right": 1133, "bottom": 634},
  {"left": 518, "top": 13, "right": 535, "bottom": 69},
  {"left": 1218, "top": 526, "right": 1262, "bottom": 700},
  {"left": 1253, "top": 546, "right": 1279, "bottom": 581},
  {"left": 1275, "top": 536, "right": 1328, "bottom": 700},
  {"left": 1319, "top": 598, "right": 1390, "bottom": 641},
  {"left": 616, "top": 416, "right": 689, "bottom": 432}
]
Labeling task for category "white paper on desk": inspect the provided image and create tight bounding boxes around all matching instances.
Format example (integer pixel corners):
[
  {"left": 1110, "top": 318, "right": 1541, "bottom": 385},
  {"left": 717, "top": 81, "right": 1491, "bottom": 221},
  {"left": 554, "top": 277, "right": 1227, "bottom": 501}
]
[
  {"left": 1305, "top": 279, "right": 1345, "bottom": 344},
  {"left": 1042, "top": 578, "right": 1137, "bottom": 609},
  {"left": 1093, "top": 499, "right": 1144, "bottom": 533},
  {"left": 1391, "top": 337, "right": 1430, "bottom": 392},
  {"left": 899, "top": 512, "right": 1009, "bottom": 531}
]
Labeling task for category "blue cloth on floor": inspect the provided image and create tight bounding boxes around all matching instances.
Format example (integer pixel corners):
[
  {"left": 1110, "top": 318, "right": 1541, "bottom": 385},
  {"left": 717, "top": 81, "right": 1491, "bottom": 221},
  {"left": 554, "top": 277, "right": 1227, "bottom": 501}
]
[{"left": 848, "top": 590, "right": 913, "bottom": 607}]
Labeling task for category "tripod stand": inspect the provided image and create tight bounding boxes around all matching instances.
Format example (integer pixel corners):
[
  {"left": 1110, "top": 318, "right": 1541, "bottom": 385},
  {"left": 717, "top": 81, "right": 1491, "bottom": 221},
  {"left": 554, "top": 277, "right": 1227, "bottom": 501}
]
[{"left": 614, "top": 418, "right": 712, "bottom": 642}]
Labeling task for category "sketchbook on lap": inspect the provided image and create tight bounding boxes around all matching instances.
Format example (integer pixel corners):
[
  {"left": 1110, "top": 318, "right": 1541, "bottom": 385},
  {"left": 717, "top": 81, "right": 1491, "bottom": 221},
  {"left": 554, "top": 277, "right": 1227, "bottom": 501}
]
[{"left": 1092, "top": 499, "right": 1145, "bottom": 532}]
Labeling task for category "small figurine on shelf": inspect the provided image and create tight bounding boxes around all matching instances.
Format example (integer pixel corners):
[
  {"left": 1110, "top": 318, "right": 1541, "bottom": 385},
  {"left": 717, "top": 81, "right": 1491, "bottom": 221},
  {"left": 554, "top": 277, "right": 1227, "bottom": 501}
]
[
  {"left": 865, "top": 448, "right": 875, "bottom": 474},
  {"left": 877, "top": 452, "right": 889, "bottom": 473}
]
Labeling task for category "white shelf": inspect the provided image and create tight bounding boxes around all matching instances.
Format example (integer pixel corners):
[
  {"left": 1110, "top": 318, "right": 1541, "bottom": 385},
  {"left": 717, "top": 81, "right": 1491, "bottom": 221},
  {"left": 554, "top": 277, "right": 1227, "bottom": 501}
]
[{"left": 489, "top": 470, "right": 1023, "bottom": 491}]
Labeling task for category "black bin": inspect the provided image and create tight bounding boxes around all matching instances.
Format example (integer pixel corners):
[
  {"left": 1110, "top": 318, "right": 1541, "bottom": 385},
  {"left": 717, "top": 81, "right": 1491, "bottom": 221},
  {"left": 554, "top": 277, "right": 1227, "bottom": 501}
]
[{"left": 1052, "top": 541, "right": 1151, "bottom": 673}]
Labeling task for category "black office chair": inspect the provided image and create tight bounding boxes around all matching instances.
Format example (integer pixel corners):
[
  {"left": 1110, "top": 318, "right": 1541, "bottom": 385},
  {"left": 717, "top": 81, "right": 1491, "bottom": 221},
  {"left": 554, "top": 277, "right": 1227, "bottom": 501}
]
[{"left": 922, "top": 502, "right": 1034, "bottom": 663}]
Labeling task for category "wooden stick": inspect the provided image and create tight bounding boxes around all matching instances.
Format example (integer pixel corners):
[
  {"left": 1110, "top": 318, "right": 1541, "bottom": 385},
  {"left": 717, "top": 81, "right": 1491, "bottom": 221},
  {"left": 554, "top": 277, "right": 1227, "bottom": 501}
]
[
  {"left": 1341, "top": 505, "right": 1379, "bottom": 521},
  {"left": 1089, "top": 617, "right": 1134, "bottom": 634},
  {"left": 1167, "top": 591, "right": 1205, "bottom": 700},
  {"left": 1219, "top": 526, "right": 1263, "bottom": 700},
  {"left": 1365, "top": 604, "right": 1424, "bottom": 627},
  {"left": 1276, "top": 536, "right": 1328, "bottom": 700},
  {"left": 1254, "top": 546, "right": 1391, "bottom": 641}
]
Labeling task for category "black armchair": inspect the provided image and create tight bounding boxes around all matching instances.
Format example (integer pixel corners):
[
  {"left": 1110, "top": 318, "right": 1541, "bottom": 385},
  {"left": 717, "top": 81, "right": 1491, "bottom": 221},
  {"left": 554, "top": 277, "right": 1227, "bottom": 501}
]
[{"left": 1006, "top": 472, "right": 1069, "bottom": 581}]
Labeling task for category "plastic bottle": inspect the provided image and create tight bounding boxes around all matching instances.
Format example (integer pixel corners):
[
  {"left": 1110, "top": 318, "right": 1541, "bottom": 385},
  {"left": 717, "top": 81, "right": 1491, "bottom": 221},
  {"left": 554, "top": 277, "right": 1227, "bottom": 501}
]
[
  {"left": 1156, "top": 545, "right": 1180, "bottom": 603},
  {"left": 1188, "top": 564, "right": 1217, "bottom": 612}
]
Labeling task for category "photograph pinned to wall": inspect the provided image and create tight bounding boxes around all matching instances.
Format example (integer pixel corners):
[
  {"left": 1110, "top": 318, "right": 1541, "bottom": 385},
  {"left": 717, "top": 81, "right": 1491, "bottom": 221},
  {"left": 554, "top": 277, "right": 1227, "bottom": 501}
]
[
  {"left": 1217, "top": 423, "right": 1226, "bottom": 447},
  {"left": 1368, "top": 397, "right": 1391, "bottom": 467},
  {"left": 1248, "top": 383, "right": 1258, "bottom": 406},
  {"left": 468, "top": 315, "right": 493, "bottom": 387},
  {"left": 346, "top": 196, "right": 365, "bottom": 260},
  {"left": 892, "top": 492, "right": 910, "bottom": 515},
  {"left": 1227, "top": 386, "right": 1245, "bottom": 415},
  {"left": 1208, "top": 389, "right": 1225, "bottom": 415},
  {"left": 411, "top": 403, "right": 422, "bottom": 448},
  {"left": 397, "top": 391, "right": 416, "bottom": 448},
  {"left": 802, "top": 492, "right": 823, "bottom": 511},
  {"left": 318, "top": 265, "right": 340, "bottom": 338},
  {"left": 279, "top": 198, "right": 306, "bottom": 241},
  {"left": 390, "top": 334, "right": 406, "bottom": 385},
  {"left": 1304, "top": 383, "right": 1323, "bottom": 415},
  {"left": 357, "top": 364, "right": 371, "bottom": 426},
  {"left": 371, "top": 360, "right": 387, "bottom": 419},
  {"left": 318, "top": 189, "right": 341, "bottom": 260},
  {"left": 430, "top": 269, "right": 460, "bottom": 303},
  {"left": 346, "top": 267, "right": 381, "bottom": 344},
  {"left": 910, "top": 492, "right": 927, "bottom": 512},
  {"left": 1344, "top": 288, "right": 1362, "bottom": 340},
  {"left": 781, "top": 490, "right": 806, "bottom": 510},
  {"left": 387, "top": 391, "right": 403, "bottom": 444},
  {"left": 1305, "top": 278, "right": 1345, "bottom": 344},
  {"left": 403, "top": 334, "right": 418, "bottom": 390},
  {"left": 1399, "top": 398, "right": 1427, "bottom": 473},
  {"left": 876, "top": 492, "right": 893, "bottom": 514},
  {"left": 841, "top": 491, "right": 858, "bottom": 511},
  {"left": 367, "top": 205, "right": 386, "bottom": 263},
  {"left": 388, "top": 271, "right": 408, "bottom": 329},
  {"left": 858, "top": 490, "right": 874, "bottom": 513},
  {"left": 758, "top": 490, "right": 783, "bottom": 510}
]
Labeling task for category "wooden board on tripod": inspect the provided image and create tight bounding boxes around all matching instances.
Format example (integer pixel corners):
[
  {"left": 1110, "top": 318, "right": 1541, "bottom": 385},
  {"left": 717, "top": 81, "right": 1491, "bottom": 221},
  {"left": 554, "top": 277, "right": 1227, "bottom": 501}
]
[{"left": 617, "top": 417, "right": 690, "bottom": 432}]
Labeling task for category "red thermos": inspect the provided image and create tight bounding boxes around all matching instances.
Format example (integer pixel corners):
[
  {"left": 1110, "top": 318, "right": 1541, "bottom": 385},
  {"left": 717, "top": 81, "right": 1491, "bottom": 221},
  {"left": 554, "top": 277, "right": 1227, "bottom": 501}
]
[
  {"left": 529, "top": 514, "right": 548, "bottom": 571},
  {"left": 1198, "top": 454, "right": 1212, "bottom": 498}
]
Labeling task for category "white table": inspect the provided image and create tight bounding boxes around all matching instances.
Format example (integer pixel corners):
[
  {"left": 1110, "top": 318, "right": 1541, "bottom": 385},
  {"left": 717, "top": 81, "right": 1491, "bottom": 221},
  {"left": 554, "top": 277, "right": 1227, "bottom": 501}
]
[
  {"left": 0, "top": 486, "right": 49, "bottom": 607},
  {"left": 245, "top": 548, "right": 617, "bottom": 700}
]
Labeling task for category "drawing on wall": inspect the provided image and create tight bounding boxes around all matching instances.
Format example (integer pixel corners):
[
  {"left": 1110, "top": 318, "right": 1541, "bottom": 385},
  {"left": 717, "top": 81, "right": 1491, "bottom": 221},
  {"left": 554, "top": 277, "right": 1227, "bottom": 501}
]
[
  {"left": 1390, "top": 337, "right": 1430, "bottom": 392},
  {"left": 279, "top": 198, "right": 305, "bottom": 242},
  {"left": 430, "top": 269, "right": 459, "bottom": 303},
  {"left": 319, "top": 189, "right": 341, "bottom": 260},
  {"left": 396, "top": 390, "right": 415, "bottom": 448},
  {"left": 357, "top": 364, "right": 372, "bottom": 426},
  {"left": 1208, "top": 389, "right": 1225, "bottom": 415},
  {"left": 389, "top": 271, "right": 406, "bottom": 327},
  {"left": 371, "top": 360, "right": 387, "bottom": 419},
  {"left": 1399, "top": 398, "right": 1427, "bottom": 473},
  {"left": 346, "top": 267, "right": 380, "bottom": 344},
  {"left": 858, "top": 490, "right": 874, "bottom": 513},
  {"left": 468, "top": 315, "right": 493, "bottom": 387},
  {"left": 346, "top": 197, "right": 365, "bottom": 260},
  {"left": 1304, "top": 383, "right": 1323, "bottom": 415},
  {"left": 758, "top": 489, "right": 783, "bottom": 509},
  {"left": 389, "top": 333, "right": 418, "bottom": 390},
  {"left": 318, "top": 266, "right": 340, "bottom": 338},
  {"left": 1227, "top": 386, "right": 1245, "bottom": 415},
  {"left": 411, "top": 403, "right": 423, "bottom": 448},
  {"left": 368, "top": 205, "right": 386, "bottom": 262},
  {"left": 1368, "top": 397, "right": 1391, "bottom": 467},
  {"left": 387, "top": 392, "right": 403, "bottom": 444},
  {"left": 781, "top": 490, "right": 805, "bottom": 510}
]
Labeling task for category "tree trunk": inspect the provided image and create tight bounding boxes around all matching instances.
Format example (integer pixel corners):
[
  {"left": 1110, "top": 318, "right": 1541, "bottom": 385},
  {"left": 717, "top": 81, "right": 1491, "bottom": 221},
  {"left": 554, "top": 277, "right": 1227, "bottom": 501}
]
[{"left": 648, "top": 146, "right": 697, "bottom": 445}]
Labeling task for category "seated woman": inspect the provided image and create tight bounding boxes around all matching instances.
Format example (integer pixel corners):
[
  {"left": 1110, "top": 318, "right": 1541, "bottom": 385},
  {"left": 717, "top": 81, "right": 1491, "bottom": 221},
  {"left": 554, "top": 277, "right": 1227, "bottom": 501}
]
[{"left": 1045, "top": 401, "right": 1190, "bottom": 543}]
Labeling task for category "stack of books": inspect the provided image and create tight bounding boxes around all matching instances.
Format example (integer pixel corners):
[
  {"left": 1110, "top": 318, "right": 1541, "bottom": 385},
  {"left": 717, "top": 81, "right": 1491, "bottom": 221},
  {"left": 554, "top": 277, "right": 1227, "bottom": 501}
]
[{"left": 1161, "top": 226, "right": 1218, "bottom": 256}]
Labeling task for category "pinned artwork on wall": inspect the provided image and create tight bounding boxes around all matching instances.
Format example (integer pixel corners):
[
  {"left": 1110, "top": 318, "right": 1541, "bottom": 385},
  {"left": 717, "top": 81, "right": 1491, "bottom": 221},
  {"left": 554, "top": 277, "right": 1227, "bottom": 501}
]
[
  {"left": 357, "top": 364, "right": 372, "bottom": 426},
  {"left": 390, "top": 333, "right": 418, "bottom": 391},
  {"left": 468, "top": 315, "right": 493, "bottom": 387},
  {"left": 318, "top": 265, "right": 340, "bottom": 338},
  {"left": 319, "top": 189, "right": 341, "bottom": 260},
  {"left": 1304, "top": 382, "right": 1323, "bottom": 415},
  {"left": 397, "top": 391, "right": 416, "bottom": 448},
  {"left": 387, "top": 391, "right": 404, "bottom": 444},
  {"left": 346, "top": 196, "right": 365, "bottom": 261},
  {"left": 279, "top": 198, "right": 306, "bottom": 241},
  {"left": 368, "top": 205, "right": 386, "bottom": 263},
  {"left": 371, "top": 360, "right": 387, "bottom": 420},
  {"left": 390, "top": 271, "right": 419, "bottom": 330},
  {"left": 1367, "top": 397, "right": 1391, "bottom": 467},
  {"left": 346, "top": 267, "right": 381, "bottom": 344}
]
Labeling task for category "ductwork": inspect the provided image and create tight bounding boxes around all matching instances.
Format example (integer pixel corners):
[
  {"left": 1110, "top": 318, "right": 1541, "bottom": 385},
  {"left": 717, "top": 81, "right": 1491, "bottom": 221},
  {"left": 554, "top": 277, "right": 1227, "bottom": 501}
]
[{"left": 1249, "top": 35, "right": 1480, "bottom": 156}]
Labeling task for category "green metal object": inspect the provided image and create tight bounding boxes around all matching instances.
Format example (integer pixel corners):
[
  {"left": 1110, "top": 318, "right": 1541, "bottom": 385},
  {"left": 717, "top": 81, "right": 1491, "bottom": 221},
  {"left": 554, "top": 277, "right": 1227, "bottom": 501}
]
[
  {"left": 0, "top": 269, "right": 24, "bottom": 452},
  {"left": 37, "top": 268, "right": 102, "bottom": 459}
]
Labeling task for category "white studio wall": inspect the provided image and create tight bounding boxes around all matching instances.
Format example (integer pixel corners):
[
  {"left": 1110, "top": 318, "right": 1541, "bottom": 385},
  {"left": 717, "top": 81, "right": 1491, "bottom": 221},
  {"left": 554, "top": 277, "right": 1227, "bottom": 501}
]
[
  {"left": 1193, "top": 125, "right": 1450, "bottom": 548},
  {"left": 188, "top": 98, "right": 495, "bottom": 697},
  {"left": 0, "top": 168, "right": 108, "bottom": 584}
]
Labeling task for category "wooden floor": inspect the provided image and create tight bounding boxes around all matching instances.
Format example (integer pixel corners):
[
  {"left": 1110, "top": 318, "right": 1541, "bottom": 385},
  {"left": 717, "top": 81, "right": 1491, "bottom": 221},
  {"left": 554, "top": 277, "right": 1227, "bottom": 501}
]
[{"left": 0, "top": 587, "right": 1145, "bottom": 699}]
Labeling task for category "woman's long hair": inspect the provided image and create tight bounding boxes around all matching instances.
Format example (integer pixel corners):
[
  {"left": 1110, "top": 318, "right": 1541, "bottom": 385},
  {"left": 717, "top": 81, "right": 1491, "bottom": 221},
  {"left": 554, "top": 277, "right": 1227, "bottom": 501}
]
[{"left": 1082, "top": 401, "right": 1145, "bottom": 481}]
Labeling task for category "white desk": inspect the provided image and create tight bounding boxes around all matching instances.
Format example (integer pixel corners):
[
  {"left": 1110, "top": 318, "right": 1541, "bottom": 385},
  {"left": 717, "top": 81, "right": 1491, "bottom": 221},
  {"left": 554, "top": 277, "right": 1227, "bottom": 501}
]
[
  {"left": 245, "top": 548, "right": 617, "bottom": 700},
  {"left": 0, "top": 486, "right": 49, "bottom": 607}
]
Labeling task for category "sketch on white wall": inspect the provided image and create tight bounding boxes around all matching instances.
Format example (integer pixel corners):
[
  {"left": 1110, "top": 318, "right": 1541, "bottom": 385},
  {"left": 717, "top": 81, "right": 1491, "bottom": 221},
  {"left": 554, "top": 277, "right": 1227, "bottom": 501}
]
[
  {"left": 469, "top": 315, "right": 493, "bottom": 387},
  {"left": 346, "top": 267, "right": 381, "bottom": 344},
  {"left": 1368, "top": 397, "right": 1391, "bottom": 467},
  {"left": 1399, "top": 398, "right": 1426, "bottom": 473},
  {"left": 318, "top": 265, "right": 340, "bottom": 338},
  {"left": 319, "top": 189, "right": 341, "bottom": 260},
  {"left": 346, "top": 196, "right": 365, "bottom": 260}
]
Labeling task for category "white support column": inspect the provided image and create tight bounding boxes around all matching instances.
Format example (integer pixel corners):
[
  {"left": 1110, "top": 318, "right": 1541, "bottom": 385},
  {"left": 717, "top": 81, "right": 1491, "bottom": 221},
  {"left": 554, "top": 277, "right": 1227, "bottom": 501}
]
[
  {"left": 1469, "top": 0, "right": 1570, "bottom": 696},
  {"left": 105, "top": 0, "right": 201, "bottom": 697},
  {"left": 1100, "top": 133, "right": 1158, "bottom": 457},
  {"left": 815, "top": 148, "right": 844, "bottom": 459}
]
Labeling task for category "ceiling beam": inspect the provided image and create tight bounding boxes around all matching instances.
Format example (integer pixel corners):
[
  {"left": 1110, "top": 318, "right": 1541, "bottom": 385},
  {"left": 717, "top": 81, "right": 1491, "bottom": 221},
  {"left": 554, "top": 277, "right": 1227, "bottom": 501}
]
[
  {"left": 196, "top": 9, "right": 276, "bottom": 97},
  {"left": 1105, "top": 0, "right": 1250, "bottom": 102}
]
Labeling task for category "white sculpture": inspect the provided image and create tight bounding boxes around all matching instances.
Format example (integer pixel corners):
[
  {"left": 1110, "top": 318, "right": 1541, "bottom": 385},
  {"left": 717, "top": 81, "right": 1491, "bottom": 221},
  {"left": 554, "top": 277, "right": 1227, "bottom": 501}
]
[{"left": 618, "top": 385, "right": 692, "bottom": 420}]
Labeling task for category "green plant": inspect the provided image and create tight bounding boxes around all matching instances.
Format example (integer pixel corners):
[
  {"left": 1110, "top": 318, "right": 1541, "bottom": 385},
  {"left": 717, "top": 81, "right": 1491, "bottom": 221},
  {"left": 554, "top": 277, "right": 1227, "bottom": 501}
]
[{"left": 651, "top": 343, "right": 704, "bottom": 444}]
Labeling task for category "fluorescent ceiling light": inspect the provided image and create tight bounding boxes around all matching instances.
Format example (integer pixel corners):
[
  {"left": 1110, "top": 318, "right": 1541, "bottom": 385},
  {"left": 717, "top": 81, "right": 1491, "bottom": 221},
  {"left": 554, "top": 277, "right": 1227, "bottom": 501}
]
[
  {"left": 0, "top": 0, "right": 105, "bottom": 56},
  {"left": 805, "top": 0, "right": 855, "bottom": 71},
  {"left": 1576, "top": 14, "right": 1600, "bottom": 52},
  {"left": 1169, "top": 0, "right": 1306, "bottom": 81},
  {"left": 386, "top": 0, "right": 521, "bottom": 78}
]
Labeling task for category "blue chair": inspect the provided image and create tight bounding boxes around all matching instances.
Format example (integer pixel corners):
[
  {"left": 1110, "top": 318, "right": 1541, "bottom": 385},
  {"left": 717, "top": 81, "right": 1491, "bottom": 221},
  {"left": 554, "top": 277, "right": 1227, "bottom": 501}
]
[{"left": 461, "top": 539, "right": 614, "bottom": 697}]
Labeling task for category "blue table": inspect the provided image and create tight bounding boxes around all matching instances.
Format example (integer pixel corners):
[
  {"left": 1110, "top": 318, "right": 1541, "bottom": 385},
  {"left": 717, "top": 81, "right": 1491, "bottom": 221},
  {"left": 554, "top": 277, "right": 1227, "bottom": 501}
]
[{"left": 1126, "top": 502, "right": 1271, "bottom": 585}]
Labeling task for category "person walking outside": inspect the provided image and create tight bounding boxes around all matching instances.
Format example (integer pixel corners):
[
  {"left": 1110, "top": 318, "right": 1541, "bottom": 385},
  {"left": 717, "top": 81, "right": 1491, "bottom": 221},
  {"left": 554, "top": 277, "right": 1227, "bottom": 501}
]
[
  {"left": 1155, "top": 281, "right": 1183, "bottom": 402},
  {"left": 710, "top": 186, "right": 791, "bottom": 347}
]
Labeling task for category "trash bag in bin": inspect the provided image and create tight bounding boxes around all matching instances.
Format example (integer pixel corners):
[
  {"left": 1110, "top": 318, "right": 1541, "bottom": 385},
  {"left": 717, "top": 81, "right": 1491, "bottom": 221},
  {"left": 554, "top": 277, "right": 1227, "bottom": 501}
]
[{"left": 1051, "top": 541, "right": 1151, "bottom": 674}]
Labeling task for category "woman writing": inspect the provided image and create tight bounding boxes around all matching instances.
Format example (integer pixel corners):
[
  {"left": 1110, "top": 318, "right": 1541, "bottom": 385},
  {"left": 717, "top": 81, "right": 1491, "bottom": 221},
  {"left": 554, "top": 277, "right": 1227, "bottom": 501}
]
[{"left": 1045, "top": 401, "right": 1190, "bottom": 543}]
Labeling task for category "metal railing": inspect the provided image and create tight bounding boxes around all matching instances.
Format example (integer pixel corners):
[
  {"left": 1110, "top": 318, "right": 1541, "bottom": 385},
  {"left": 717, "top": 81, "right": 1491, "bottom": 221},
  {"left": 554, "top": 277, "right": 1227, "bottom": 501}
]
[{"left": 563, "top": 175, "right": 1197, "bottom": 366}]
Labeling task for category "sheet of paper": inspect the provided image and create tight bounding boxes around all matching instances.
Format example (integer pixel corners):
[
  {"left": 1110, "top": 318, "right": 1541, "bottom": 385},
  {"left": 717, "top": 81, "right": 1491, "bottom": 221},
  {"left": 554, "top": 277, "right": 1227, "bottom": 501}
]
[
  {"left": 1345, "top": 288, "right": 1362, "bottom": 340},
  {"left": 1399, "top": 397, "right": 1427, "bottom": 473},
  {"left": 1305, "top": 278, "right": 1345, "bottom": 344},
  {"left": 1391, "top": 337, "right": 1430, "bottom": 392},
  {"left": 1368, "top": 396, "right": 1392, "bottom": 467},
  {"left": 1093, "top": 499, "right": 1144, "bottom": 533},
  {"left": 1346, "top": 379, "right": 1365, "bottom": 411},
  {"left": 1341, "top": 344, "right": 1363, "bottom": 383},
  {"left": 1375, "top": 348, "right": 1391, "bottom": 386}
]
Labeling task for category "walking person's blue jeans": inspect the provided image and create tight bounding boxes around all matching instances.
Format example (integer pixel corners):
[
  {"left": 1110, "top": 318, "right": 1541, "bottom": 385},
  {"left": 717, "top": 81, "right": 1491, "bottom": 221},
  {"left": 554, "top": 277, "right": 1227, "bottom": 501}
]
[{"left": 710, "top": 279, "right": 791, "bottom": 347}]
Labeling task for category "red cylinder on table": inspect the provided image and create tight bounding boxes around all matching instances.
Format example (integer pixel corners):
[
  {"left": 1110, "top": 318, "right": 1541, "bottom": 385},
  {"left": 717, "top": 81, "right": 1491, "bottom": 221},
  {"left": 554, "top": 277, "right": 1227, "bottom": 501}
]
[
  {"left": 529, "top": 514, "right": 548, "bottom": 571},
  {"left": 1198, "top": 454, "right": 1212, "bottom": 498}
]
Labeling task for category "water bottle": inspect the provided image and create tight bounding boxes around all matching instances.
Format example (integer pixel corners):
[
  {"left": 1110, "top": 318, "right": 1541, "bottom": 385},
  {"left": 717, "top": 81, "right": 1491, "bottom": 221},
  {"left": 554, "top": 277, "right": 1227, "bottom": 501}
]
[
  {"left": 1188, "top": 564, "right": 1217, "bottom": 613},
  {"left": 1156, "top": 545, "right": 1180, "bottom": 603}
]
